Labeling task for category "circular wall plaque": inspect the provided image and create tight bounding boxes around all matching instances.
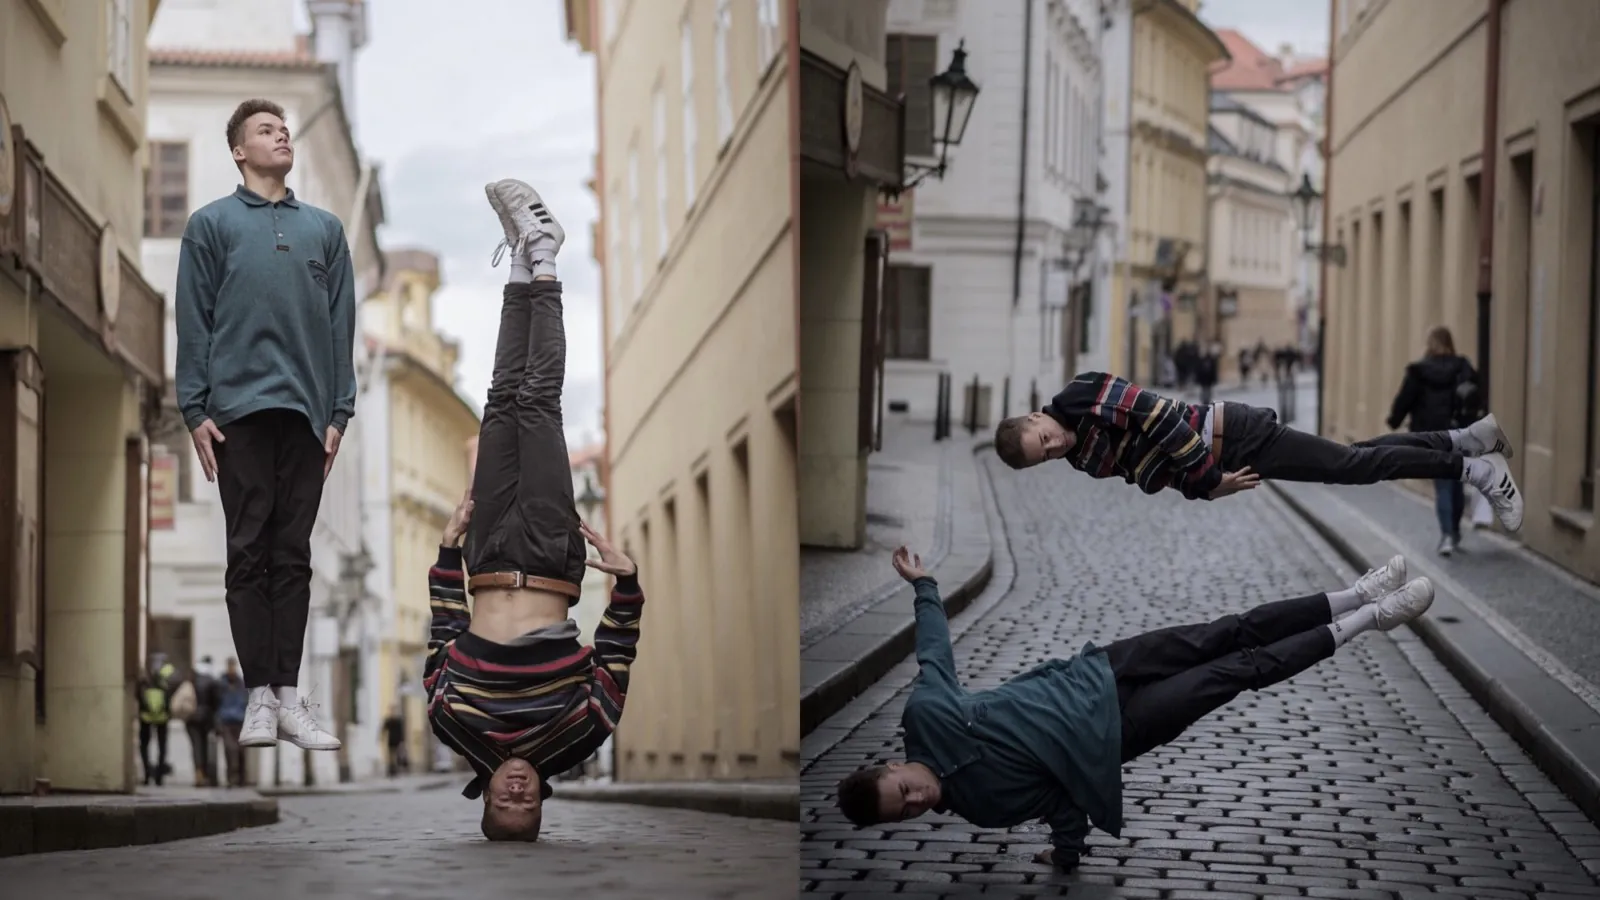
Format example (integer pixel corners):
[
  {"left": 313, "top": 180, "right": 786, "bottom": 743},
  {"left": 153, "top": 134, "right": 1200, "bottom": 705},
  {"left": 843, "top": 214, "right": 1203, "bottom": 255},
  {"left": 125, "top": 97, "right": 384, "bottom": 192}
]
[
  {"left": 843, "top": 60, "right": 864, "bottom": 157},
  {"left": 99, "top": 224, "right": 121, "bottom": 326},
  {"left": 0, "top": 92, "right": 15, "bottom": 219}
]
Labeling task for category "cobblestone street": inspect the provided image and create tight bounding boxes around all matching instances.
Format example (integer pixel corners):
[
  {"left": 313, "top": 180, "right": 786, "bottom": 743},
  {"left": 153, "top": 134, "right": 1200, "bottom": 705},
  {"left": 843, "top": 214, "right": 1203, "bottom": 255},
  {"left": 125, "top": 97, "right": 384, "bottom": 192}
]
[
  {"left": 801, "top": 454, "right": 1600, "bottom": 898},
  {"left": 0, "top": 788, "right": 796, "bottom": 899}
]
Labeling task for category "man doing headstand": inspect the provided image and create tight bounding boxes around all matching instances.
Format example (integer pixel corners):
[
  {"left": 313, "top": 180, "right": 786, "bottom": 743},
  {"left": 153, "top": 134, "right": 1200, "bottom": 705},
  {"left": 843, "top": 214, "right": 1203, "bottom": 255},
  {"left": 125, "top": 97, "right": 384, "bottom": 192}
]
[
  {"left": 424, "top": 180, "right": 643, "bottom": 841},
  {"left": 834, "top": 546, "right": 1433, "bottom": 872},
  {"left": 993, "top": 371, "right": 1523, "bottom": 531}
]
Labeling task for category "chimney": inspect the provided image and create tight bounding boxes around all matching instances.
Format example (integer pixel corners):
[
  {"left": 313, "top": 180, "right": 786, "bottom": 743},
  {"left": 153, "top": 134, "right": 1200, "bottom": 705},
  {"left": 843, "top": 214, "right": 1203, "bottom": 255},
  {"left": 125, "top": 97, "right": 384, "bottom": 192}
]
[
  {"left": 1277, "top": 42, "right": 1295, "bottom": 64},
  {"left": 307, "top": 0, "right": 368, "bottom": 118}
]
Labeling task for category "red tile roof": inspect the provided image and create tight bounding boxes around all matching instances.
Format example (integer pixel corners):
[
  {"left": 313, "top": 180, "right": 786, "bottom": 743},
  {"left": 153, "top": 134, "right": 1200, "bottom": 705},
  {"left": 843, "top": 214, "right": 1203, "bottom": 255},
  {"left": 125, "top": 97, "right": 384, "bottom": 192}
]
[
  {"left": 150, "top": 36, "right": 321, "bottom": 70},
  {"left": 1209, "top": 29, "right": 1326, "bottom": 92}
]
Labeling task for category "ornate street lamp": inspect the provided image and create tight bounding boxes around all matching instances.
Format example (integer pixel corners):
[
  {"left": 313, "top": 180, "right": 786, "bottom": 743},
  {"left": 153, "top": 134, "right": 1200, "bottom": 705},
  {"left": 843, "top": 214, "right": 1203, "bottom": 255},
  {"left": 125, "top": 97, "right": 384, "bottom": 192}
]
[
  {"left": 1062, "top": 198, "right": 1110, "bottom": 274},
  {"left": 1291, "top": 173, "right": 1346, "bottom": 266},
  {"left": 904, "top": 40, "right": 982, "bottom": 190},
  {"left": 576, "top": 473, "right": 605, "bottom": 524}
]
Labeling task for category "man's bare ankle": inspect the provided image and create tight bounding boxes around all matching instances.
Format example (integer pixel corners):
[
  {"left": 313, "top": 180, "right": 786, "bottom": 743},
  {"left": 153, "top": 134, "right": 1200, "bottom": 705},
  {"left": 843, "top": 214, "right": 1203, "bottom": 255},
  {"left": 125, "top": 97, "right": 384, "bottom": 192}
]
[{"left": 533, "top": 274, "right": 556, "bottom": 282}]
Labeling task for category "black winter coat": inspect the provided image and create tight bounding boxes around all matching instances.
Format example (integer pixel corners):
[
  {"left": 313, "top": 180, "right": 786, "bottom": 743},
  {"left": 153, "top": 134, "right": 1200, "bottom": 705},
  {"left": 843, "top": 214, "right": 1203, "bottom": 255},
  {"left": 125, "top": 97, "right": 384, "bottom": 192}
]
[{"left": 1387, "top": 354, "right": 1477, "bottom": 432}]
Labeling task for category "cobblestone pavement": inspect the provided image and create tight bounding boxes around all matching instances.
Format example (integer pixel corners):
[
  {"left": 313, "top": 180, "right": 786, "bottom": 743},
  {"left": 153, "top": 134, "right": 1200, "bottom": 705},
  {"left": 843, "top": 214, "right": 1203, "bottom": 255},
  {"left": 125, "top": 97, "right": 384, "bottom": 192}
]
[
  {"left": 801, "top": 456, "right": 1600, "bottom": 898},
  {"left": 0, "top": 789, "right": 797, "bottom": 900}
]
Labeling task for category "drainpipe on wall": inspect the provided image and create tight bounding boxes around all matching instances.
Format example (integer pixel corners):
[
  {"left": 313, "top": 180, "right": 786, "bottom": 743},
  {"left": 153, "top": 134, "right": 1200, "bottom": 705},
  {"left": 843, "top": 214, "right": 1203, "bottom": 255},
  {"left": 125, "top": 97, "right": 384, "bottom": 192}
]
[
  {"left": 1009, "top": 0, "right": 1036, "bottom": 417},
  {"left": 1317, "top": 0, "right": 1337, "bottom": 437},
  {"left": 1475, "top": 0, "right": 1505, "bottom": 410}
]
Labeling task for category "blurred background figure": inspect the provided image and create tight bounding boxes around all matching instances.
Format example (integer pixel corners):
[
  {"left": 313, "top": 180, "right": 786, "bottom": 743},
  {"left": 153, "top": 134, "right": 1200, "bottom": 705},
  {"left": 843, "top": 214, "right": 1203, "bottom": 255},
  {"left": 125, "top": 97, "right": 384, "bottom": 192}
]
[
  {"left": 383, "top": 707, "right": 409, "bottom": 778},
  {"left": 1385, "top": 326, "right": 1483, "bottom": 557},
  {"left": 137, "top": 655, "right": 178, "bottom": 786},
  {"left": 183, "top": 656, "right": 222, "bottom": 787},
  {"left": 216, "top": 659, "right": 249, "bottom": 787}
]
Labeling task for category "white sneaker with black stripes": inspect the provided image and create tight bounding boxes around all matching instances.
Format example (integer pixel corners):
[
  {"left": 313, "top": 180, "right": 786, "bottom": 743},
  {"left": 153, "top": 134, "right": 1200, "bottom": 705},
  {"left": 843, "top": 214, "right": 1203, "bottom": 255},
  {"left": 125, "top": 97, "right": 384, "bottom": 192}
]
[
  {"left": 1478, "top": 452, "right": 1523, "bottom": 532},
  {"left": 485, "top": 179, "right": 565, "bottom": 267}
]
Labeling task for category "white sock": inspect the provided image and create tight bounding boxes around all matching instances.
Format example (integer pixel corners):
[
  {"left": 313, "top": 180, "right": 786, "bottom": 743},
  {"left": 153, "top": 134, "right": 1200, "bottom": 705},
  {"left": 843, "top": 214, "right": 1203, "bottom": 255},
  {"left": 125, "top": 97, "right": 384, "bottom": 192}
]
[
  {"left": 275, "top": 685, "right": 298, "bottom": 707},
  {"left": 1326, "top": 587, "right": 1363, "bottom": 617},
  {"left": 508, "top": 256, "right": 534, "bottom": 283},
  {"left": 1447, "top": 427, "right": 1469, "bottom": 452},
  {"left": 1327, "top": 605, "right": 1379, "bottom": 648},
  {"left": 249, "top": 685, "right": 276, "bottom": 706},
  {"left": 1460, "top": 457, "right": 1490, "bottom": 488},
  {"left": 526, "top": 233, "right": 558, "bottom": 280}
]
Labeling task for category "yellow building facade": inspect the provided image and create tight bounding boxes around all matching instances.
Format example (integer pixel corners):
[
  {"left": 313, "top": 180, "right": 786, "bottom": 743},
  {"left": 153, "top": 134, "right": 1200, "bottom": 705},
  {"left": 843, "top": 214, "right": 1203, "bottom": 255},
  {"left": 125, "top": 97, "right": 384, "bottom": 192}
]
[
  {"left": 362, "top": 250, "right": 480, "bottom": 772},
  {"left": 0, "top": 0, "right": 168, "bottom": 793},
  {"left": 1323, "top": 0, "right": 1600, "bottom": 582},
  {"left": 1109, "top": 0, "right": 1226, "bottom": 378},
  {"left": 567, "top": 0, "right": 803, "bottom": 783}
]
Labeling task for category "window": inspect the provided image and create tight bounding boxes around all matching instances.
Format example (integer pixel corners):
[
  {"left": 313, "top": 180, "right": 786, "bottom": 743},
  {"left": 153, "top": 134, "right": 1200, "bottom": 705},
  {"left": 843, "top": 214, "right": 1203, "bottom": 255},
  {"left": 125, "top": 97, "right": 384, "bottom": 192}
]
[
  {"left": 680, "top": 15, "right": 699, "bottom": 209},
  {"left": 886, "top": 34, "right": 939, "bottom": 159},
  {"left": 107, "top": 0, "right": 133, "bottom": 92},
  {"left": 652, "top": 82, "right": 670, "bottom": 260},
  {"left": 143, "top": 142, "right": 189, "bottom": 238},
  {"left": 715, "top": 0, "right": 734, "bottom": 145},
  {"left": 627, "top": 143, "right": 643, "bottom": 303},
  {"left": 884, "top": 264, "right": 932, "bottom": 360},
  {"left": 757, "top": 0, "right": 781, "bottom": 74}
]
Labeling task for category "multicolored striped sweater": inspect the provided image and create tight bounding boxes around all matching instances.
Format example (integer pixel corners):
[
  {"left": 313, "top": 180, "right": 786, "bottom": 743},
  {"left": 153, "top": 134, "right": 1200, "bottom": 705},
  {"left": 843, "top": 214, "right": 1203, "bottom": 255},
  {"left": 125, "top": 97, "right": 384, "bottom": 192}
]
[
  {"left": 1045, "top": 372, "right": 1223, "bottom": 500},
  {"left": 423, "top": 545, "right": 644, "bottom": 799}
]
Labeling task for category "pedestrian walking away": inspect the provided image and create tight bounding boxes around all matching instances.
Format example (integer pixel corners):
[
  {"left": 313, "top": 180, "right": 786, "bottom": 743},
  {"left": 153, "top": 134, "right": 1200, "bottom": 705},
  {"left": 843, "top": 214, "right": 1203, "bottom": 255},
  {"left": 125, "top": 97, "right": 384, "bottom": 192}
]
[
  {"left": 1386, "top": 325, "right": 1487, "bottom": 557},
  {"left": 174, "top": 98, "right": 356, "bottom": 753},
  {"left": 181, "top": 656, "right": 223, "bottom": 786},
  {"left": 992, "top": 370, "right": 1524, "bottom": 531},
  {"left": 215, "top": 658, "right": 249, "bottom": 787},
  {"left": 833, "top": 546, "right": 1434, "bottom": 873},
  {"left": 423, "top": 179, "right": 645, "bottom": 843}
]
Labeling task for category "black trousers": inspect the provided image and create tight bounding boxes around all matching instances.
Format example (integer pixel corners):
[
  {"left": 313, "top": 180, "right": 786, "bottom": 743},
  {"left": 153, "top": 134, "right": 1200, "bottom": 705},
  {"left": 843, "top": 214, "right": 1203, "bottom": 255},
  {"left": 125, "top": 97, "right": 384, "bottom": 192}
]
[
  {"left": 186, "top": 721, "right": 215, "bottom": 783},
  {"left": 215, "top": 408, "right": 326, "bottom": 688},
  {"left": 1106, "top": 594, "right": 1337, "bottom": 763},
  {"left": 464, "top": 281, "right": 586, "bottom": 595},
  {"left": 139, "top": 721, "right": 170, "bottom": 784},
  {"left": 1220, "top": 404, "right": 1463, "bottom": 484}
]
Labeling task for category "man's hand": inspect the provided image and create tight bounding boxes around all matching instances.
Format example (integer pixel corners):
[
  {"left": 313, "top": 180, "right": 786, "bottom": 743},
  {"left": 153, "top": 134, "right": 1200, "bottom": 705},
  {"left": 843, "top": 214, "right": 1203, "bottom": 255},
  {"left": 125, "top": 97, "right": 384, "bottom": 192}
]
[
  {"left": 190, "top": 420, "right": 225, "bottom": 483},
  {"left": 581, "top": 521, "right": 636, "bottom": 577},
  {"left": 323, "top": 426, "right": 343, "bottom": 480},
  {"left": 442, "top": 489, "right": 474, "bottom": 548},
  {"left": 1208, "top": 466, "right": 1261, "bottom": 500},
  {"left": 891, "top": 545, "right": 927, "bottom": 582}
]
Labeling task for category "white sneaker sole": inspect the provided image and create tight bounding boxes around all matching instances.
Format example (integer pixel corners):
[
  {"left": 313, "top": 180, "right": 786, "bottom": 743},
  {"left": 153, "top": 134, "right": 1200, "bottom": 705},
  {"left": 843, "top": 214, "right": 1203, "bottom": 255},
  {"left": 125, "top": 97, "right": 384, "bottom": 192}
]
[
  {"left": 1475, "top": 413, "right": 1513, "bottom": 460},
  {"left": 486, "top": 179, "right": 565, "bottom": 248},
  {"left": 1376, "top": 578, "right": 1434, "bottom": 631},
  {"left": 238, "top": 731, "right": 277, "bottom": 748},
  {"left": 280, "top": 734, "right": 341, "bottom": 751}
]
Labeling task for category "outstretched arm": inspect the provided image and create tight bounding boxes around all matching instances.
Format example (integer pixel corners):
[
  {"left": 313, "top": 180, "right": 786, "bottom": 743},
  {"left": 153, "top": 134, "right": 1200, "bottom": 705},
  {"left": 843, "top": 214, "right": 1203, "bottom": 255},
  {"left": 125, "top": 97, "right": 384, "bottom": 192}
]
[
  {"left": 423, "top": 491, "right": 475, "bottom": 694},
  {"left": 892, "top": 546, "right": 961, "bottom": 691},
  {"left": 577, "top": 521, "right": 645, "bottom": 724},
  {"left": 1038, "top": 804, "right": 1091, "bottom": 872}
]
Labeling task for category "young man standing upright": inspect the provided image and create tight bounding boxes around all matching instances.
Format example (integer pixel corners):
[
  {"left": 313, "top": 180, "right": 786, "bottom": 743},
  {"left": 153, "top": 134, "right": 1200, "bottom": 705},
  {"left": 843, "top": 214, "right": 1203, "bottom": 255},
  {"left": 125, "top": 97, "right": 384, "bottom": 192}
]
[{"left": 174, "top": 99, "right": 354, "bottom": 752}]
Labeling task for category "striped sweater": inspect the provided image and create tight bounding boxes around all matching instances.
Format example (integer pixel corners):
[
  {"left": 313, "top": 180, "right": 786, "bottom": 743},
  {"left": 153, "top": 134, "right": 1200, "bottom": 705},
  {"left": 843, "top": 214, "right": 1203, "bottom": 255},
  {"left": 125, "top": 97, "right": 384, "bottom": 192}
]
[
  {"left": 1045, "top": 372, "right": 1223, "bottom": 500},
  {"left": 423, "top": 546, "right": 644, "bottom": 799}
]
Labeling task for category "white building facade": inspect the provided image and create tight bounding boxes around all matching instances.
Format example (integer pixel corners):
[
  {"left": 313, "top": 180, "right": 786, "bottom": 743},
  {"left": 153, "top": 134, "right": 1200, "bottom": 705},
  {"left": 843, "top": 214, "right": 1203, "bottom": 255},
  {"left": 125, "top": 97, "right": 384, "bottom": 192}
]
[
  {"left": 140, "top": 0, "right": 387, "bottom": 787},
  {"left": 880, "top": 0, "right": 1108, "bottom": 423}
]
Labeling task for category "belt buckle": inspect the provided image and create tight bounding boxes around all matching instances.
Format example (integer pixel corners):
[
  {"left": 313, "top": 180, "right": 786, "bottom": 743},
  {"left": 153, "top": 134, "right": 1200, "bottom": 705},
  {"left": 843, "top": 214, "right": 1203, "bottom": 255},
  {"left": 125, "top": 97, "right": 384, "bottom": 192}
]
[{"left": 511, "top": 572, "right": 527, "bottom": 589}]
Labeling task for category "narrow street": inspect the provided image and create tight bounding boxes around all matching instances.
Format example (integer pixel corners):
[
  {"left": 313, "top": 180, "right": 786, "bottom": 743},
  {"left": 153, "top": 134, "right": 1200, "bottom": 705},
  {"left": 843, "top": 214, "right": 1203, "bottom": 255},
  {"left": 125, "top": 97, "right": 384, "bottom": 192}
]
[
  {"left": 0, "top": 788, "right": 796, "bottom": 899},
  {"left": 801, "top": 444, "right": 1600, "bottom": 898}
]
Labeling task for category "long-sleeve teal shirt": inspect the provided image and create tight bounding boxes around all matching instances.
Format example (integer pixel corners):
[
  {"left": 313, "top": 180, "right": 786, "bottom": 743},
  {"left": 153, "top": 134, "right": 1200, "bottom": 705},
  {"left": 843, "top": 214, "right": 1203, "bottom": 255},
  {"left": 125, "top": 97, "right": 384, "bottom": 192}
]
[
  {"left": 174, "top": 186, "right": 357, "bottom": 439},
  {"left": 900, "top": 576, "right": 1124, "bottom": 862}
]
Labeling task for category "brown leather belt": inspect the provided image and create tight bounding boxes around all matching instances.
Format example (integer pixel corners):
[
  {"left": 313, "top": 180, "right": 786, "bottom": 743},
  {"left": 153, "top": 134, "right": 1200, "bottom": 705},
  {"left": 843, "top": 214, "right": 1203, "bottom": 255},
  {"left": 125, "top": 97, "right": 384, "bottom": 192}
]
[
  {"left": 1210, "top": 401, "right": 1227, "bottom": 461},
  {"left": 467, "top": 571, "right": 582, "bottom": 598}
]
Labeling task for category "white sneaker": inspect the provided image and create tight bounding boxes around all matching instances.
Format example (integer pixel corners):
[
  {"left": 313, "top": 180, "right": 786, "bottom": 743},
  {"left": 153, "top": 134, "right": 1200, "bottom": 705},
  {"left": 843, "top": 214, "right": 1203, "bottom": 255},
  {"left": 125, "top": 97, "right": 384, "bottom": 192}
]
[
  {"left": 1460, "top": 413, "right": 1513, "bottom": 459},
  {"left": 1373, "top": 577, "right": 1435, "bottom": 631},
  {"left": 1352, "top": 554, "right": 1406, "bottom": 603},
  {"left": 239, "top": 696, "right": 280, "bottom": 748},
  {"left": 1477, "top": 453, "right": 1523, "bottom": 532},
  {"left": 485, "top": 179, "right": 565, "bottom": 267},
  {"left": 1438, "top": 536, "right": 1455, "bottom": 557},
  {"left": 277, "top": 696, "right": 341, "bottom": 751}
]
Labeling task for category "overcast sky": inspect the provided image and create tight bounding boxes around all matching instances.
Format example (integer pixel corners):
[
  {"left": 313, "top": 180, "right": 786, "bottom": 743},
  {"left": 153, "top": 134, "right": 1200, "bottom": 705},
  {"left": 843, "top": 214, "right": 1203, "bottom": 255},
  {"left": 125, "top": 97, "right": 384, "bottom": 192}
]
[{"left": 344, "top": 0, "right": 1326, "bottom": 449}]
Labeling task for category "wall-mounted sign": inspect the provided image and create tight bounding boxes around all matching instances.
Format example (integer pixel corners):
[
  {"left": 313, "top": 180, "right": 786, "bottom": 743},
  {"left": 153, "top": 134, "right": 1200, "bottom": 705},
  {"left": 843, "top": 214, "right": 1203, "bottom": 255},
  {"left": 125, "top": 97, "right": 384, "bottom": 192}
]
[
  {"left": 0, "top": 93, "right": 15, "bottom": 220},
  {"left": 843, "top": 60, "right": 864, "bottom": 179},
  {"left": 876, "top": 190, "right": 913, "bottom": 252},
  {"left": 149, "top": 450, "right": 176, "bottom": 531},
  {"left": 99, "top": 223, "right": 121, "bottom": 326}
]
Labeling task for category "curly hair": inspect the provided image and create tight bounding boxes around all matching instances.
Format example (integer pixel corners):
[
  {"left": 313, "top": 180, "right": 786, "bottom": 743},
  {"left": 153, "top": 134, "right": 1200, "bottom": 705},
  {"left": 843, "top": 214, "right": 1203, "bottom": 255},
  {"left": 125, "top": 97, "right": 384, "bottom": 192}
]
[
  {"left": 225, "top": 99, "right": 286, "bottom": 153},
  {"left": 836, "top": 766, "right": 888, "bottom": 827}
]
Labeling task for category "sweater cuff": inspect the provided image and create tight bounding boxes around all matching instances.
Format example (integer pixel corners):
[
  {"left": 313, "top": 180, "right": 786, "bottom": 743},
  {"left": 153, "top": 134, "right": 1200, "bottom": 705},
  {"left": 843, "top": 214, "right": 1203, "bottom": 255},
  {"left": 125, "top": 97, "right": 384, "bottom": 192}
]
[
  {"left": 614, "top": 571, "right": 641, "bottom": 596},
  {"left": 435, "top": 545, "right": 463, "bottom": 571}
]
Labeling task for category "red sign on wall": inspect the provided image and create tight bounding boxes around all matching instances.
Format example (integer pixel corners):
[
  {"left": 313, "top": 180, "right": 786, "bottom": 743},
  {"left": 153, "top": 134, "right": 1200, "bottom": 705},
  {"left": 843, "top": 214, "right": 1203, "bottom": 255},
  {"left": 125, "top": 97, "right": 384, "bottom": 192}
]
[
  {"left": 149, "top": 450, "right": 176, "bottom": 531},
  {"left": 876, "top": 190, "right": 913, "bottom": 253}
]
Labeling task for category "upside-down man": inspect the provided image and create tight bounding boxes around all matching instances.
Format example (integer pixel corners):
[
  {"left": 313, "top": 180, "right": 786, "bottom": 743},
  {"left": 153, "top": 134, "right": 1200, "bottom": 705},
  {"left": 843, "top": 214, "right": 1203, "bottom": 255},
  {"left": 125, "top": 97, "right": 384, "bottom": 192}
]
[{"left": 424, "top": 180, "right": 643, "bottom": 841}]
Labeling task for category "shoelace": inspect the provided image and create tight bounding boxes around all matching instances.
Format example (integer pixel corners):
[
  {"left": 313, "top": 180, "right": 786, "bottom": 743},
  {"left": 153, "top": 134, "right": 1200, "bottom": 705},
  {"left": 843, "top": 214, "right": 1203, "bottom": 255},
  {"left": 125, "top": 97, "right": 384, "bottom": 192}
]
[
  {"left": 285, "top": 690, "right": 327, "bottom": 733},
  {"left": 247, "top": 702, "right": 277, "bottom": 733},
  {"left": 489, "top": 209, "right": 544, "bottom": 267}
]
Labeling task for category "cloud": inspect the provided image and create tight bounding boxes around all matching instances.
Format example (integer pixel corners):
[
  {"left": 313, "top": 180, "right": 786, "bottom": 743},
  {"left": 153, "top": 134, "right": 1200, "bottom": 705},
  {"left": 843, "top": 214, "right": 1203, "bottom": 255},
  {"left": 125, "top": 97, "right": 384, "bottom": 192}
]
[{"left": 353, "top": 0, "right": 602, "bottom": 443}]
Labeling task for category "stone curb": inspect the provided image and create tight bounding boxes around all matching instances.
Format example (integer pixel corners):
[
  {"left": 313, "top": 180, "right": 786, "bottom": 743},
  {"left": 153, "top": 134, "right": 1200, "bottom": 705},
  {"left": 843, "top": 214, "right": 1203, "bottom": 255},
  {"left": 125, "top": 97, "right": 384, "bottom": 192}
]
[
  {"left": 799, "top": 440, "right": 997, "bottom": 738},
  {"left": 0, "top": 795, "right": 278, "bottom": 857},
  {"left": 1268, "top": 479, "right": 1600, "bottom": 826},
  {"left": 554, "top": 782, "right": 799, "bottom": 822}
]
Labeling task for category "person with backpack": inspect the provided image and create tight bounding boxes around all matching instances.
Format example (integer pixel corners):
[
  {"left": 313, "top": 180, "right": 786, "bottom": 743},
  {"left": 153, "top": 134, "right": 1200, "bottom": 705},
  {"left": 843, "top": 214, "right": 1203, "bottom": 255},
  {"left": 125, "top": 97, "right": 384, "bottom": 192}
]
[
  {"left": 179, "top": 657, "right": 222, "bottom": 786},
  {"left": 215, "top": 658, "right": 250, "bottom": 787},
  {"left": 137, "top": 656, "right": 179, "bottom": 786},
  {"left": 1387, "top": 326, "right": 1488, "bottom": 556}
]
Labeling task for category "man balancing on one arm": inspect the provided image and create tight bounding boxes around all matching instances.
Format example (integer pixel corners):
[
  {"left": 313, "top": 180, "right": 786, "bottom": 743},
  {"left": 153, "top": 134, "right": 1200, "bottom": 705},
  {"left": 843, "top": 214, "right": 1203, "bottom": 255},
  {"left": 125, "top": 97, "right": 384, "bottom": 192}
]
[
  {"left": 833, "top": 546, "right": 1434, "bottom": 872},
  {"left": 424, "top": 180, "right": 644, "bottom": 842},
  {"left": 992, "top": 371, "right": 1524, "bottom": 531}
]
